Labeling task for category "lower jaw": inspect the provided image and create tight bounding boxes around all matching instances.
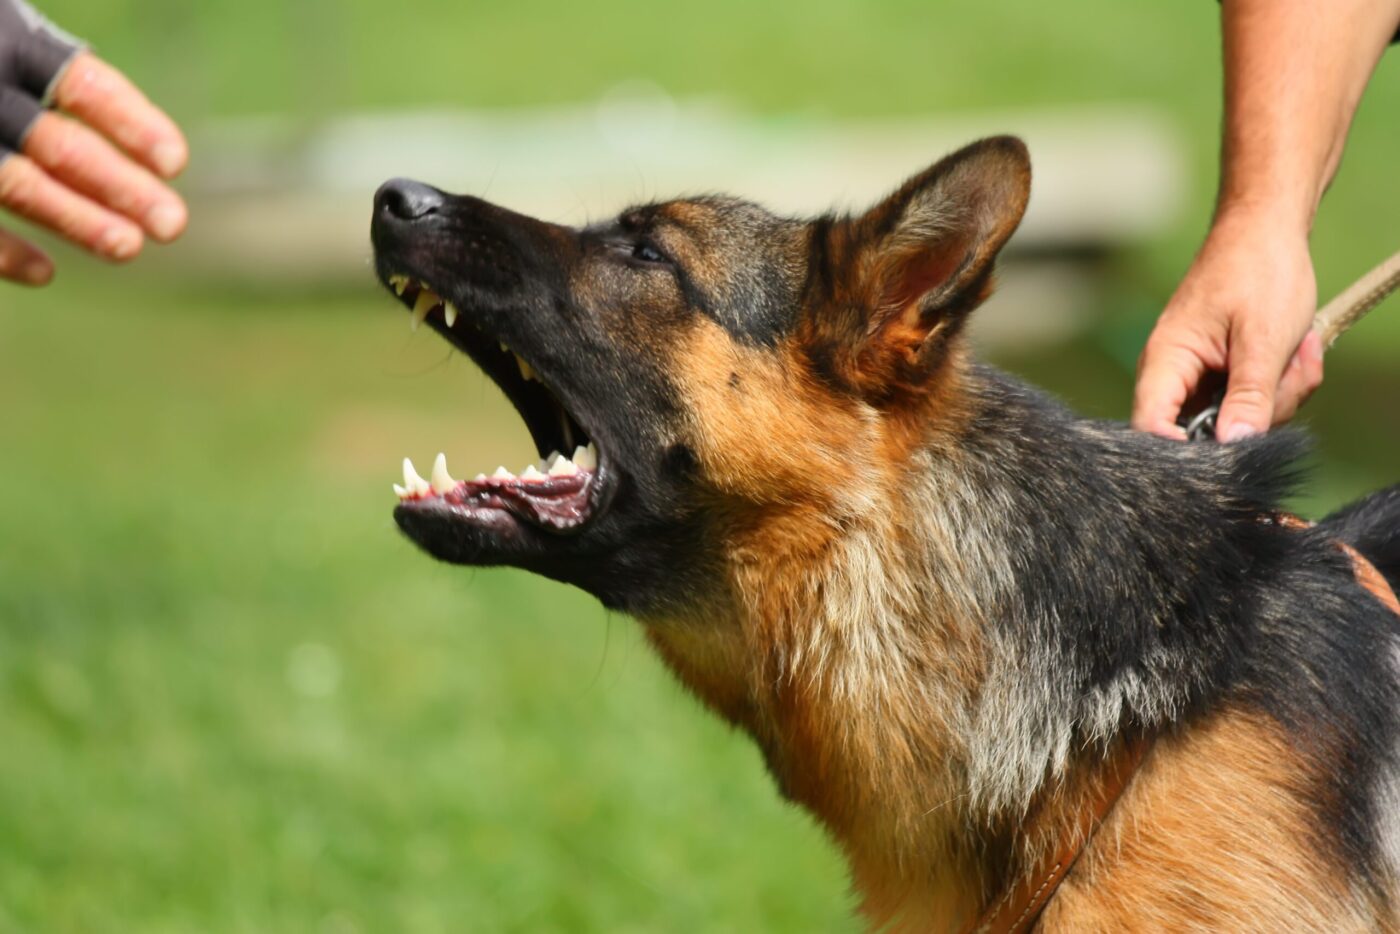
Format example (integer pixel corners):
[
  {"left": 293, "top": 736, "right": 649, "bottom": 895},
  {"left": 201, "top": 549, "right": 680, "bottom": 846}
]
[
  {"left": 393, "top": 444, "right": 601, "bottom": 534},
  {"left": 398, "top": 470, "right": 597, "bottom": 534}
]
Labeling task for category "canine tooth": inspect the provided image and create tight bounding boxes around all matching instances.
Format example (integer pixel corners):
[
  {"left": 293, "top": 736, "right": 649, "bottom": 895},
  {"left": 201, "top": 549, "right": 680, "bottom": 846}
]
[
  {"left": 403, "top": 457, "right": 431, "bottom": 496},
  {"left": 572, "top": 444, "right": 598, "bottom": 471},
  {"left": 521, "top": 465, "right": 545, "bottom": 481},
  {"left": 411, "top": 290, "right": 438, "bottom": 330},
  {"left": 549, "top": 458, "right": 579, "bottom": 477},
  {"left": 444, "top": 302, "right": 459, "bottom": 328},
  {"left": 492, "top": 466, "right": 514, "bottom": 480},
  {"left": 515, "top": 354, "right": 536, "bottom": 381},
  {"left": 431, "top": 452, "right": 457, "bottom": 495}
]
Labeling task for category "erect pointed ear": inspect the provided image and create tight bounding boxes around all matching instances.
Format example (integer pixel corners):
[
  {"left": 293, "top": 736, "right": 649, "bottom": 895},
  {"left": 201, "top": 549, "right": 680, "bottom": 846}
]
[{"left": 804, "top": 136, "right": 1030, "bottom": 400}]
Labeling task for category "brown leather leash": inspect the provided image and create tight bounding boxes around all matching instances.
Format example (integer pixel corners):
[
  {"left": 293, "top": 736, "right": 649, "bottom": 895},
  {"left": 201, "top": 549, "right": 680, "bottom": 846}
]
[{"left": 966, "top": 517, "right": 1400, "bottom": 934}]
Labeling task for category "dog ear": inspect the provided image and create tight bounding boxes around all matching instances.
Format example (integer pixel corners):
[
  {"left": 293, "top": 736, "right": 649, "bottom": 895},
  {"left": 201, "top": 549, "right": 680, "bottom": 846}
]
[{"left": 805, "top": 136, "right": 1030, "bottom": 400}]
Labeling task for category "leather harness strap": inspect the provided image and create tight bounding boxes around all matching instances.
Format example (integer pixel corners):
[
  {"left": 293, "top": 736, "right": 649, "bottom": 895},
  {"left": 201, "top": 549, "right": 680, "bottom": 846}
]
[
  {"left": 966, "top": 736, "right": 1149, "bottom": 934},
  {"left": 968, "top": 515, "right": 1400, "bottom": 934},
  {"left": 1277, "top": 514, "right": 1400, "bottom": 616}
]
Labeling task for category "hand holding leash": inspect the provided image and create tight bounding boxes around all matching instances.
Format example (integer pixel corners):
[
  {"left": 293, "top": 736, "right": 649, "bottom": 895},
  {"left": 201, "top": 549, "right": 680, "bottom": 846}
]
[
  {"left": 1177, "top": 246, "right": 1400, "bottom": 442},
  {"left": 1134, "top": 208, "right": 1324, "bottom": 442},
  {"left": 0, "top": 0, "right": 188, "bottom": 286}
]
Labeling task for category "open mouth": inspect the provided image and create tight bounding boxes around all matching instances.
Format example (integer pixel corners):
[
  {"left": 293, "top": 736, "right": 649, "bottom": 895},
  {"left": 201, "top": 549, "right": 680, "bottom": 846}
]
[{"left": 382, "top": 273, "right": 607, "bottom": 536}]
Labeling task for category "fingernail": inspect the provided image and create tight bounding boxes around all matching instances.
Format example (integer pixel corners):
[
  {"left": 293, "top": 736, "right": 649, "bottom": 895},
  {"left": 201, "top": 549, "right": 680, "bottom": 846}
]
[
  {"left": 151, "top": 141, "right": 187, "bottom": 178},
  {"left": 97, "top": 227, "right": 142, "bottom": 261},
  {"left": 23, "top": 259, "right": 52, "bottom": 285},
  {"left": 146, "top": 201, "right": 187, "bottom": 242},
  {"left": 1221, "top": 422, "right": 1259, "bottom": 443}
]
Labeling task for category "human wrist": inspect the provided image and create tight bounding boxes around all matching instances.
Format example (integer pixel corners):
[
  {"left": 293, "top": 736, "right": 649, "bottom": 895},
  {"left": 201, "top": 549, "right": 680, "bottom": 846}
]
[{"left": 1210, "top": 194, "right": 1314, "bottom": 240}]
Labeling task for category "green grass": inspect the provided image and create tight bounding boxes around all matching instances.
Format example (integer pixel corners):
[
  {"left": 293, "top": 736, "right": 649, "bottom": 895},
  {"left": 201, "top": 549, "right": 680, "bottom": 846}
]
[
  {"left": 0, "top": 281, "right": 857, "bottom": 932},
  {"left": 3, "top": 2, "right": 1399, "bottom": 930}
]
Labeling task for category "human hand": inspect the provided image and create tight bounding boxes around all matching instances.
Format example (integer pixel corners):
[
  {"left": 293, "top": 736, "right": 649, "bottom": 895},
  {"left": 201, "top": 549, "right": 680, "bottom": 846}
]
[
  {"left": 0, "top": 0, "right": 188, "bottom": 287},
  {"left": 1132, "top": 207, "right": 1325, "bottom": 441}
]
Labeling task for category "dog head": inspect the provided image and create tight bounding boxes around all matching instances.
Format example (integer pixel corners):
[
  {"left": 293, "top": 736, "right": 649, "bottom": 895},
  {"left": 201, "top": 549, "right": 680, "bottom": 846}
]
[{"left": 370, "top": 137, "right": 1031, "bottom": 613}]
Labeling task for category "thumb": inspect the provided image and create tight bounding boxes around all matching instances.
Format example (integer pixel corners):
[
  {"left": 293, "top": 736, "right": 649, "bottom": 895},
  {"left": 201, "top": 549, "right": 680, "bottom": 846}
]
[{"left": 1217, "top": 334, "right": 1289, "bottom": 442}]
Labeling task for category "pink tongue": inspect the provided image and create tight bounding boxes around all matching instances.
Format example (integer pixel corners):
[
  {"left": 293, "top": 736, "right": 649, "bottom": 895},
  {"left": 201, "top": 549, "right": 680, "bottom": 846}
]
[{"left": 444, "top": 473, "right": 593, "bottom": 530}]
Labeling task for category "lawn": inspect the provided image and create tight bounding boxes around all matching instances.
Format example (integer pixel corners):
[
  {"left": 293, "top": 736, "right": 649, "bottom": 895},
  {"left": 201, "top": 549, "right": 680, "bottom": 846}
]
[
  {"left": 0, "top": 282, "right": 858, "bottom": 932},
  {"left": 2, "top": 2, "right": 1398, "bottom": 931}
]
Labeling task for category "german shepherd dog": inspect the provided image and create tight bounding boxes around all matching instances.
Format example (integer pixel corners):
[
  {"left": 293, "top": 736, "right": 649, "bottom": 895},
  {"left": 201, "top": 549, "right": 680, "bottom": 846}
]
[{"left": 369, "top": 137, "right": 1400, "bottom": 931}]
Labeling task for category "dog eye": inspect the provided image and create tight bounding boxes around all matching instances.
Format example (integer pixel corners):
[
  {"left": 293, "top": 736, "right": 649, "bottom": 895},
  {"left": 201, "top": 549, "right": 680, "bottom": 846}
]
[{"left": 631, "top": 242, "right": 668, "bottom": 265}]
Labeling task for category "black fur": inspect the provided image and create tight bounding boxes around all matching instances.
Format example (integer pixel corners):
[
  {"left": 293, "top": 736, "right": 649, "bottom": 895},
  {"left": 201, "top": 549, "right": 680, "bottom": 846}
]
[
  {"left": 1322, "top": 486, "right": 1400, "bottom": 592},
  {"left": 964, "top": 367, "right": 1400, "bottom": 893}
]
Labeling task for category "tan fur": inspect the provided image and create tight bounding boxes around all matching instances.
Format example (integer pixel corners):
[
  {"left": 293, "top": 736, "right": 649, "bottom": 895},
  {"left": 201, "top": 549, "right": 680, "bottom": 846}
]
[
  {"left": 1045, "top": 707, "right": 1387, "bottom": 932},
  {"left": 651, "top": 318, "right": 994, "bottom": 930}
]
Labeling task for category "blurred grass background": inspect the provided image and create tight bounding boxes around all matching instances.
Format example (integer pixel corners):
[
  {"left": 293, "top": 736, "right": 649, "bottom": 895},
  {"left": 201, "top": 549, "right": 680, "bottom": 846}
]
[{"left": 1, "top": 2, "right": 1398, "bottom": 931}]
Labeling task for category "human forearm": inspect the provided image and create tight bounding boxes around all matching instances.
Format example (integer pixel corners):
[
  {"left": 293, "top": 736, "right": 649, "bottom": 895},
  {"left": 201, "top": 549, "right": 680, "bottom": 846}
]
[{"left": 1217, "top": 0, "right": 1400, "bottom": 229}]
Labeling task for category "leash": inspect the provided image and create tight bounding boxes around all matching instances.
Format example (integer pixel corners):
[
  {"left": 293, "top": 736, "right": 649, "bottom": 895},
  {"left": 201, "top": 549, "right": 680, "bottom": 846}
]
[
  {"left": 967, "top": 517, "right": 1400, "bottom": 934},
  {"left": 1181, "top": 248, "right": 1400, "bottom": 442}
]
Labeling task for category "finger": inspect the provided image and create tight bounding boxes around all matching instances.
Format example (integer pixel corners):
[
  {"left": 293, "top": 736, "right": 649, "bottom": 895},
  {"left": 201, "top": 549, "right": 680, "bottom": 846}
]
[
  {"left": 0, "top": 154, "right": 143, "bottom": 261},
  {"left": 1131, "top": 341, "right": 1203, "bottom": 439},
  {"left": 52, "top": 53, "right": 188, "bottom": 179},
  {"left": 0, "top": 224, "right": 54, "bottom": 285},
  {"left": 1216, "top": 331, "right": 1293, "bottom": 442},
  {"left": 23, "top": 111, "right": 187, "bottom": 242},
  {"left": 1272, "top": 330, "right": 1325, "bottom": 425}
]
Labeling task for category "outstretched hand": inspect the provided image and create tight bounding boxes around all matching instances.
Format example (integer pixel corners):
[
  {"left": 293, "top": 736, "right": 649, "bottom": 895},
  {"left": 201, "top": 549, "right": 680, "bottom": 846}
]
[
  {"left": 1132, "top": 207, "right": 1325, "bottom": 442},
  {"left": 0, "top": 0, "right": 188, "bottom": 286}
]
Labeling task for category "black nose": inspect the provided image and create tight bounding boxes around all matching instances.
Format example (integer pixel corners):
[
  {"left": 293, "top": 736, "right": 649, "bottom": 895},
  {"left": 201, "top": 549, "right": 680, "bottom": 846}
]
[{"left": 375, "top": 178, "right": 446, "bottom": 222}]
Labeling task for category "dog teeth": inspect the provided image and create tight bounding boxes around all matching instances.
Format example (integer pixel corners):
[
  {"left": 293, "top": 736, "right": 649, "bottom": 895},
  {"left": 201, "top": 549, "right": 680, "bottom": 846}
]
[
  {"left": 443, "top": 302, "right": 459, "bottom": 328},
  {"left": 431, "top": 452, "right": 458, "bottom": 495},
  {"left": 402, "top": 458, "right": 431, "bottom": 497},
  {"left": 393, "top": 442, "right": 598, "bottom": 501},
  {"left": 411, "top": 290, "right": 439, "bottom": 330},
  {"left": 549, "top": 457, "right": 579, "bottom": 477},
  {"left": 572, "top": 444, "right": 598, "bottom": 471},
  {"left": 515, "top": 354, "right": 536, "bottom": 382},
  {"left": 389, "top": 274, "right": 410, "bottom": 296}
]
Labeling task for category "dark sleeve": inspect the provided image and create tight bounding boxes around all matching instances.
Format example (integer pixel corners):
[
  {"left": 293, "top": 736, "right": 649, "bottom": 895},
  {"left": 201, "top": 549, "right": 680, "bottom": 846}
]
[{"left": 0, "top": 0, "right": 85, "bottom": 154}]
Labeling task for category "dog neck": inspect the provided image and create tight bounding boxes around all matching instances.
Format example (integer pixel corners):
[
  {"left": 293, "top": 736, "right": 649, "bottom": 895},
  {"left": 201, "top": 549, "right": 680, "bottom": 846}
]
[
  {"left": 645, "top": 493, "right": 1141, "bottom": 928},
  {"left": 642, "top": 363, "right": 1218, "bottom": 929},
  {"left": 640, "top": 423, "right": 1099, "bottom": 925}
]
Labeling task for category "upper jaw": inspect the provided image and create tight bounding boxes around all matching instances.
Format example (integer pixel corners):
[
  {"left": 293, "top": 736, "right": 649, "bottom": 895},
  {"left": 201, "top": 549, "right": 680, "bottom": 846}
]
[{"left": 375, "top": 264, "right": 620, "bottom": 546}]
